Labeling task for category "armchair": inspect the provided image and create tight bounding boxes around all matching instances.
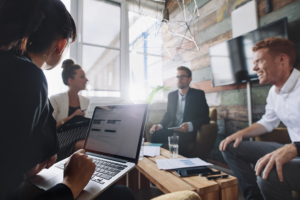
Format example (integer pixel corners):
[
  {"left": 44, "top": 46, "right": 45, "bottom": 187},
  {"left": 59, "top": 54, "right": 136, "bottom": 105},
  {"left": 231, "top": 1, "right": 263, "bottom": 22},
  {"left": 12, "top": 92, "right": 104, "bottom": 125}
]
[
  {"left": 145, "top": 108, "right": 218, "bottom": 160},
  {"left": 151, "top": 191, "right": 201, "bottom": 200}
]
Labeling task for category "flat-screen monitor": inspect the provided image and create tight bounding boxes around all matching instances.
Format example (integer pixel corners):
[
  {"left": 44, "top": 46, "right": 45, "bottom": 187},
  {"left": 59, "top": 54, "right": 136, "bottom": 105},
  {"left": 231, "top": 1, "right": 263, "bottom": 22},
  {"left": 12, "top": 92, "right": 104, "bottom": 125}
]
[{"left": 209, "top": 18, "right": 289, "bottom": 87}]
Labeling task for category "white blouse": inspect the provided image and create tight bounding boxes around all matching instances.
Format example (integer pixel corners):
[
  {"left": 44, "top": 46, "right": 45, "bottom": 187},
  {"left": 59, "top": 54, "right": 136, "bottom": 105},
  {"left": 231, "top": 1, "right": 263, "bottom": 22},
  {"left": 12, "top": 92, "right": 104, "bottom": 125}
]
[{"left": 49, "top": 91, "right": 90, "bottom": 122}]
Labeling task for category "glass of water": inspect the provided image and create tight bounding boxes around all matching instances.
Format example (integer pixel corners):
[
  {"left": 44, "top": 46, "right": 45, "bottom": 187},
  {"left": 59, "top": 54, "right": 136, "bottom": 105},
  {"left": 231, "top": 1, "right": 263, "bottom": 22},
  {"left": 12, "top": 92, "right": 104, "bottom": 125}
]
[
  {"left": 139, "top": 138, "right": 144, "bottom": 160},
  {"left": 168, "top": 136, "right": 179, "bottom": 158}
]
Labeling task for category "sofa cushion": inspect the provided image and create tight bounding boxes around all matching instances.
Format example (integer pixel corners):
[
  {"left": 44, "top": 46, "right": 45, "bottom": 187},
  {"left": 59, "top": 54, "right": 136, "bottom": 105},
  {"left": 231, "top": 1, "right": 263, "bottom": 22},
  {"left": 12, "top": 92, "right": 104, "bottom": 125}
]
[{"left": 151, "top": 191, "right": 201, "bottom": 200}]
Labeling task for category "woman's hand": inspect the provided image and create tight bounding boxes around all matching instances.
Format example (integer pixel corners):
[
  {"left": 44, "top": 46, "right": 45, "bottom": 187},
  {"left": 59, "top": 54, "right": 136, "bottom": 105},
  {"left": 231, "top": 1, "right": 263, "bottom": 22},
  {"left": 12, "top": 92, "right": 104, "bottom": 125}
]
[
  {"left": 62, "top": 149, "right": 95, "bottom": 199},
  {"left": 72, "top": 109, "right": 85, "bottom": 117},
  {"left": 57, "top": 109, "right": 85, "bottom": 128}
]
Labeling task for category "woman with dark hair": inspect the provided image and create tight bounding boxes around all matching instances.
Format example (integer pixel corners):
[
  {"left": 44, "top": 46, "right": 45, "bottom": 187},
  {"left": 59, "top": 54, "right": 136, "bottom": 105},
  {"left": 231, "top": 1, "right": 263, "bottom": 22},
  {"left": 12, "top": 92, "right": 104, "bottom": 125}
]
[
  {"left": 0, "top": 0, "right": 134, "bottom": 200},
  {"left": 50, "top": 59, "right": 89, "bottom": 155},
  {"left": 50, "top": 59, "right": 90, "bottom": 129}
]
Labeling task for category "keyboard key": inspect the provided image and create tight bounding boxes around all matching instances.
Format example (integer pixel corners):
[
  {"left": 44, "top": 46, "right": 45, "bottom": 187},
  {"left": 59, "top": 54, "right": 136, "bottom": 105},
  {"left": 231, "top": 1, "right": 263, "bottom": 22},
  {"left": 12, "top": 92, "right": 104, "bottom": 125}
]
[
  {"left": 97, "top": 173, "right": 103, "bottom": 177},
  {"left": 100, "top": 174, "right": 112, "bottom": 180},
  {"left": 100, "top": 181, "right": 105, "bottom": 184}
]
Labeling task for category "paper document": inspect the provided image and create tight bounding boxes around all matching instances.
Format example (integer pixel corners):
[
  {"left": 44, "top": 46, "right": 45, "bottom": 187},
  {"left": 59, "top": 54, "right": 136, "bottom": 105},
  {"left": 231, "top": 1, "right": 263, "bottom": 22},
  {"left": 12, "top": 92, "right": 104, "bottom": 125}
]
[
  {"left": 143, "top": 146, "right": 160, "bottom": 157},
  {"left": 156, "top": 158, "right": 213, "bottom": 170}
]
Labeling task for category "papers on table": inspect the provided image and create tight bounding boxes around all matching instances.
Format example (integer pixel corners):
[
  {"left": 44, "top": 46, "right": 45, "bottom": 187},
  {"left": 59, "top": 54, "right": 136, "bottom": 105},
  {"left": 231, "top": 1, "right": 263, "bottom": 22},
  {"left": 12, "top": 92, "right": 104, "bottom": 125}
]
[
  {"left": 146, "top": 143, "right": 163, "bottom": 147},
  {"left": 156, "top": 158, "right": 213, "bottom": 170},
  {"left": 143, "top": 146, "right": 160, "bottom": 157}
]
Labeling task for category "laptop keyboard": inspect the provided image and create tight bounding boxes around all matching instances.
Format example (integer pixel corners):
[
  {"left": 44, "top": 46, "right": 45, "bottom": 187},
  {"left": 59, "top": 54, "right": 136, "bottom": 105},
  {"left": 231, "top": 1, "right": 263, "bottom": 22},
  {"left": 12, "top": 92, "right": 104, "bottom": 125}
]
[{"left": 55, "top": 157, "right": 127, "bottom": 185}]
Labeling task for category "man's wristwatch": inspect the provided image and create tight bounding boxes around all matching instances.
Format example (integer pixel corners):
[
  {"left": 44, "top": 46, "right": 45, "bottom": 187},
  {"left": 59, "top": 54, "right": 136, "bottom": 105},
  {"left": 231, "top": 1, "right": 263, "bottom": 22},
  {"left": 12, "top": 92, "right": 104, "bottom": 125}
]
[{"left": 292, "top": 141, "right": 300, "bottom": 156}]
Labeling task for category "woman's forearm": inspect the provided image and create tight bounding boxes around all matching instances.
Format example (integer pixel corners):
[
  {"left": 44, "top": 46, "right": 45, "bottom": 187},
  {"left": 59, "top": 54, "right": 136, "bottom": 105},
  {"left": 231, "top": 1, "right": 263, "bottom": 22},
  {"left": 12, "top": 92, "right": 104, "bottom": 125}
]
[{"left": 56, "top": 114, "right": 74, "bottom": 128}]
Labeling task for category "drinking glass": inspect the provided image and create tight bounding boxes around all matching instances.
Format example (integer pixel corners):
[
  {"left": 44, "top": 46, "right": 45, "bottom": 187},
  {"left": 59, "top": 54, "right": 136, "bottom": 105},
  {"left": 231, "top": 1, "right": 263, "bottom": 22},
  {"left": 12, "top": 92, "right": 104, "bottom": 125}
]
[
  {"left": 139, "top": 138, "right": 144, "bottom": 160},
  {"left": 168, "top": 136, "right": 179, "bottom": 158}
]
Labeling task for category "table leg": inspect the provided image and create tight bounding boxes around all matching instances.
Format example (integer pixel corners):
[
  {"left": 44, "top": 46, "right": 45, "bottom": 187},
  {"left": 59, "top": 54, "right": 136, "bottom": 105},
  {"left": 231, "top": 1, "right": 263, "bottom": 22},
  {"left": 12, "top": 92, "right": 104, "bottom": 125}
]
[
  {"left": 128, "top": 168, "right": 139, "bottom": 191},
  {"left": 139, "top": 171, "right": 150, "bottom": 189}
]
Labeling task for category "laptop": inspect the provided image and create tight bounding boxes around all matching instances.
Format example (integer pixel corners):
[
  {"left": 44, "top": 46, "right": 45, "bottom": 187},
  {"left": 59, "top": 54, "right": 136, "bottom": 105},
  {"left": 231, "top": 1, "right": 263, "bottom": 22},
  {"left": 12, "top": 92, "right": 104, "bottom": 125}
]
[{"left": 27, "top": 104, "right": 148, "bottom": 200}]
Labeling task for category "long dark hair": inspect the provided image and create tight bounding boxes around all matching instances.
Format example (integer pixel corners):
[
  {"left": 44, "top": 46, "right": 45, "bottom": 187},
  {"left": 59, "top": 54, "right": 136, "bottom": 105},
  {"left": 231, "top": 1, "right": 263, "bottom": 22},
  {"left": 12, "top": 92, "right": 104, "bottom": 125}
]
[{"left": 0, "top": 0, "right": 76, "bottom": 53}]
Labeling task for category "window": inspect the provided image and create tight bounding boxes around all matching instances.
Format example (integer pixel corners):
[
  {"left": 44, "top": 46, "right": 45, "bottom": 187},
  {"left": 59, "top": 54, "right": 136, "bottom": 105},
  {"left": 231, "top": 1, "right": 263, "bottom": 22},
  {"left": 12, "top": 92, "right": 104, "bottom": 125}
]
[
  {"left": 71, "top": 0, "right": 129, "bottom": 99},
  {"left": 128, "top": 11, "right": 163, "bottom": 102},
  {"left": 44, "top": 0, "right": 70, "bottom": 97},
  {"left": 82, "top": 0, "right": 121, "bottom": 93}
]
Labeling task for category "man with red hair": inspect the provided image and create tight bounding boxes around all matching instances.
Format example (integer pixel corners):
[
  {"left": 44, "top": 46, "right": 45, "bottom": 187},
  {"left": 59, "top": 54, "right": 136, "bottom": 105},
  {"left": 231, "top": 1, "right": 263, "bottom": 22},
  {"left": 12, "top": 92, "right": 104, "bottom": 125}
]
[{"left": 220, "top": 37, "right": 299, "bottom": 200}]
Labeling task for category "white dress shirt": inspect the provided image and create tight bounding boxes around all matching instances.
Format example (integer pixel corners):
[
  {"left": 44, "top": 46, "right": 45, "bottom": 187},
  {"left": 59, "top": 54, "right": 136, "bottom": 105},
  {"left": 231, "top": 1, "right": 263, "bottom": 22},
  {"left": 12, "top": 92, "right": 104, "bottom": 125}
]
[
  {"left": 257, "top": 68, "right": 300, "bottom": 142},
  {"left": 159, "top": 91, "right": 193, "bottom": 132}
]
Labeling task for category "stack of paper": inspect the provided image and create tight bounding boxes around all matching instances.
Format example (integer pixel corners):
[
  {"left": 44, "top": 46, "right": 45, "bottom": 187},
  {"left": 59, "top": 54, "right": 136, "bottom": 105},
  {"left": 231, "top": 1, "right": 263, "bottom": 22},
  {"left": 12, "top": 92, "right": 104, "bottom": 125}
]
[
  {"left": 156, "top": 158, "right": 213, "bottom": 170},
  {"left": 146, "top": 143, "right": 163, "bottom": 147},
  {"left": 143, "top": 146, "right": 160, "bottom": 157}
]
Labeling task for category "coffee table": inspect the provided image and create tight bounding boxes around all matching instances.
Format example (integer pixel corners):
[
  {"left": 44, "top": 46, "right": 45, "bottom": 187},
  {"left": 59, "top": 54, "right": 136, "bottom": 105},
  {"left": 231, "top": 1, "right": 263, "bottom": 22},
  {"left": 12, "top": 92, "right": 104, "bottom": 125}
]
[{"left": 118, "top": 144, "right": 238, "bottom": 200}]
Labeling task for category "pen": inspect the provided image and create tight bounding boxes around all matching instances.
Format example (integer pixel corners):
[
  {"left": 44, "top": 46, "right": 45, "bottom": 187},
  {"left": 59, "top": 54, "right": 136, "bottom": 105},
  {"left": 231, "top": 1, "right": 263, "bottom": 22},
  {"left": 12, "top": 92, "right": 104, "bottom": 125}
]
[
  {"left": 206, "top": 175, "right": 229, "bottom": 180},
  {"left": 201, "top": 171, "right": 221, "bottom": 176}
]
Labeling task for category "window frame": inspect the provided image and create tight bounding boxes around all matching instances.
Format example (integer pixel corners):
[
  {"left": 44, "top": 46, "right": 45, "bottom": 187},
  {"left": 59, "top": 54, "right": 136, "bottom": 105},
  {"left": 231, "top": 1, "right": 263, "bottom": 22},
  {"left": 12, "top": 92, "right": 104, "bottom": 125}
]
[{"left": 70, "top": 0, "right": 129, "bottom": 102}]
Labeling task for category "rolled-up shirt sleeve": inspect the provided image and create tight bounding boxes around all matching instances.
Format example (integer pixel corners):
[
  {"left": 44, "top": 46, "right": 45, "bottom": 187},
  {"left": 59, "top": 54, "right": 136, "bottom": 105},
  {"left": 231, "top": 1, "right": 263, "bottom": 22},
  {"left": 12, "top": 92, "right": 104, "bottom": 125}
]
[
  {"left": 256, "top": 91, "right": 281, "bottom": 132},
  {"left": 158, "top": 124, "right": 163, "bottom": 129},
  {"left": 187, "top": 122, "right": 194, "bottom": 132}
]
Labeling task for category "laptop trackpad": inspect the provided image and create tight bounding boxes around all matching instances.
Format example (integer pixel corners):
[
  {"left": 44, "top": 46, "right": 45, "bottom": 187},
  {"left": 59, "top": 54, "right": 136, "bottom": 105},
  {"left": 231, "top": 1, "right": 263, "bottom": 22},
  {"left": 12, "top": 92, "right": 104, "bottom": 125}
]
[
  {"left": 38, "top": 173, "right": 64, "bottom": 190},
  {"left": 77, "top": 181, "right": 105, "bottom": 200}
]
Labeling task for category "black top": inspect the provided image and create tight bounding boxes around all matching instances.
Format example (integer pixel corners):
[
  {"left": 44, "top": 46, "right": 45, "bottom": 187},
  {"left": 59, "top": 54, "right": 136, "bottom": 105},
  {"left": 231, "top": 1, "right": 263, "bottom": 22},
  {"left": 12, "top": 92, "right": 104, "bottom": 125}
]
[
  {"left": 68, "top": 106, "right": 80, "bottom": 117},
  {"left": 0, "top": 50, "right": 73, "bottom": 200},
  {"left": 160, "top": 88, "right": 210, "bottom": 132}
]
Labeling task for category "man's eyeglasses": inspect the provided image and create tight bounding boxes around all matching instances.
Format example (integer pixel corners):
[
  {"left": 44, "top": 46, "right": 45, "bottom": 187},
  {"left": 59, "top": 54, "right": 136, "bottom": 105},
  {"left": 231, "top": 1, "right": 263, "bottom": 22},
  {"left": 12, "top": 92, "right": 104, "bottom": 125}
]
[{"left": 176, "top": 75, "right": 190, "bottom": 79}]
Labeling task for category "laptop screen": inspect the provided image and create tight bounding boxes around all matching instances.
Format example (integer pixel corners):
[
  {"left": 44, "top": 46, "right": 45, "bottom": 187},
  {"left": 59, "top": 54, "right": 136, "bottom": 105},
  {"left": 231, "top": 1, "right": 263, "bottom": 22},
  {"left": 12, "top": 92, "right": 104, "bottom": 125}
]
[{"left": 84, "top": 105, "right": 147, "bottom": 159}]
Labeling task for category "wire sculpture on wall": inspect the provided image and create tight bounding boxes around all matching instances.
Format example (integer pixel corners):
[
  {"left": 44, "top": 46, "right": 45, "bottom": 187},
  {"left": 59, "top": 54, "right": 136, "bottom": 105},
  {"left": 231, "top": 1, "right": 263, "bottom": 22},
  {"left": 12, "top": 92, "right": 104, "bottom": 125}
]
[{"left": 128, "top": 0, "right": 202, "bottom": 60}]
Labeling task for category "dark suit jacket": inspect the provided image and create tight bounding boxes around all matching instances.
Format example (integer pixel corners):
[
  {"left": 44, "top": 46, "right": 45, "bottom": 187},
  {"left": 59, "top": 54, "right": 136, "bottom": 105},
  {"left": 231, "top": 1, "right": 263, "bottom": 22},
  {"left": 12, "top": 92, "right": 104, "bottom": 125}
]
[
  {"left": 0, "top": 50, "right": 73, "bottom": 200},
  {"left": 160, "top": 88, "right": 210, "bottom": 132}
]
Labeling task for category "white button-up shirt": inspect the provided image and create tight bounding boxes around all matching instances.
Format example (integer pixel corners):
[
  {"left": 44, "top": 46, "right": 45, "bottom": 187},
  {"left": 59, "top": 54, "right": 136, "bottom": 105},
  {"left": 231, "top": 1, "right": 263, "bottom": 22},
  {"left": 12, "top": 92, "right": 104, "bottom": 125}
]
[
  {"left": 159, "top": 91, "right": 193, "bottom": 132},
  {"left": 257, "top": 68, "right": 300, "bottom": 142}
]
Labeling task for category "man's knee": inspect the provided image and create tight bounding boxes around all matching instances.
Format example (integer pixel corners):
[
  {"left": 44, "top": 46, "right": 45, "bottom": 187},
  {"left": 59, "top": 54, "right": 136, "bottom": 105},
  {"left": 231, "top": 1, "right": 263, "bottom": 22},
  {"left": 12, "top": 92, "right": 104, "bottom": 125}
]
[
  {"left": 257, "top": 168, "right": 281, "bottom": 196},
  {"left": 221, "top": 142, "right": 236, "bottom": 158}
]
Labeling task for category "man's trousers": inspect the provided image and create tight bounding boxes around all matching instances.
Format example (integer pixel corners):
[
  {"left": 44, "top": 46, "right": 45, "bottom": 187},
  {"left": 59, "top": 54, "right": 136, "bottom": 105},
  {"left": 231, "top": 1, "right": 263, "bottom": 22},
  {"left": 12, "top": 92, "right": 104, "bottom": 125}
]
[
  {"left": 222, "top": 141, "right": 300, "bottom": 200},
  {"left": 150, "top": 129, "right": 197, "bottom": 157}
]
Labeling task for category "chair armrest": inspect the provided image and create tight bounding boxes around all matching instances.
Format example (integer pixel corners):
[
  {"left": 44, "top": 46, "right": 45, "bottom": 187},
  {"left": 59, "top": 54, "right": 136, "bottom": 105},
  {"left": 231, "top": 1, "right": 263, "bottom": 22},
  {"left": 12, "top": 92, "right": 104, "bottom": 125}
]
[
  {"left": 151, "top": 191, "right": 201, "bottom": 200},
  {"left": 255, "top": 128, "right": 290, "bottom": 144},
  {"left": 189, "top": 121, "right": 218, "bottom": 159}
]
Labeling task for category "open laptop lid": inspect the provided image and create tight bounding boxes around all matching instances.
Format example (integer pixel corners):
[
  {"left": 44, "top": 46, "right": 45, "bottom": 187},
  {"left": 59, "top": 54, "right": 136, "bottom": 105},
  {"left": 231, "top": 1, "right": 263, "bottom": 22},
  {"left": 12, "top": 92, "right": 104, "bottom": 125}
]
[{"left": 83, "top": 104, "right": 148, "bottom": 165}]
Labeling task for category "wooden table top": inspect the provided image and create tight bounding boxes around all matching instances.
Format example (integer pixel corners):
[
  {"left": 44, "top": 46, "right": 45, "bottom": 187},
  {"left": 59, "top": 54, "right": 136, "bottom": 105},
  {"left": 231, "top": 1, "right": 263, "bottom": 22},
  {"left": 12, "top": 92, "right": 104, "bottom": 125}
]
[{"left": 136, "top": 143, "right": 238, "bottom": 196}]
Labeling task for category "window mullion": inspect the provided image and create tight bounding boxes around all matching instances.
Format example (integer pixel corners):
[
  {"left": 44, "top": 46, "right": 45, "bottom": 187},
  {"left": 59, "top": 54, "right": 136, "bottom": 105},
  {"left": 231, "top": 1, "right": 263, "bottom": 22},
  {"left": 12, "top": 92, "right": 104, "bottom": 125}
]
[{"left": 120, "top": 0, "right": 130, "bottom": 100}]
